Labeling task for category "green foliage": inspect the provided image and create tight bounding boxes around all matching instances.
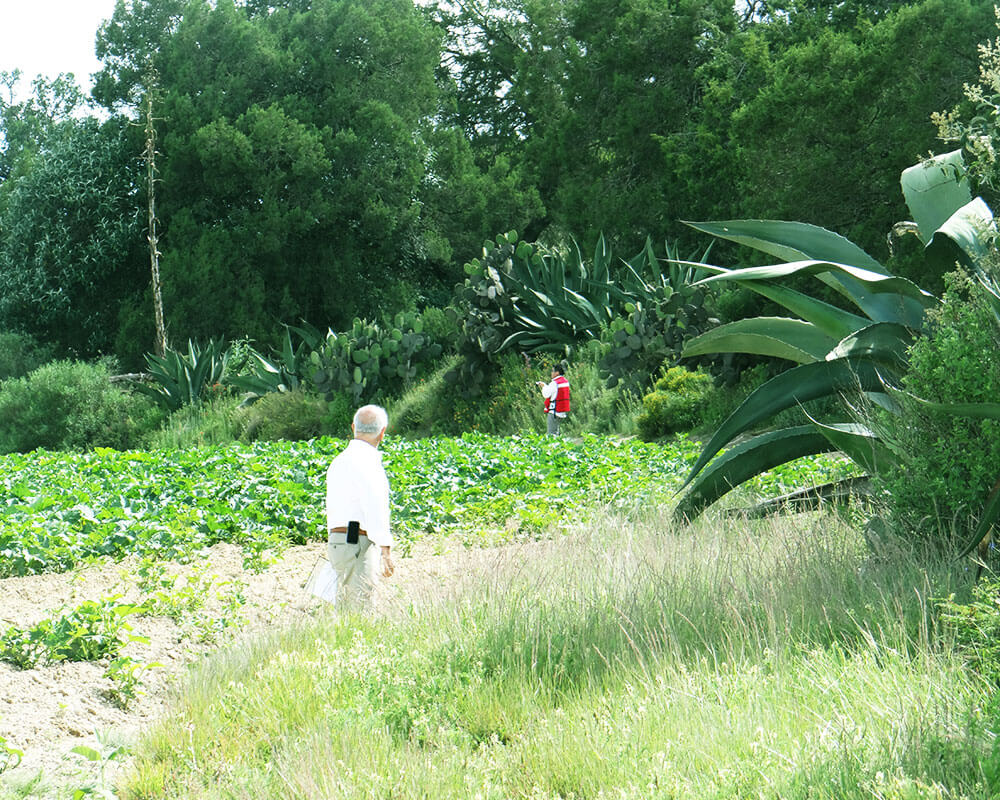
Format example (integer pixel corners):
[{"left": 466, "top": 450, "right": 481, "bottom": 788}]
[
  {"left": 386, "top": 356, "right": 462, "bottom": 437},
  {"left": 225, "top": 325, "right": 321, "bottom": 405},
  {"left": 97, "top": 0, "right": 447, "bottom": 343},
  {"left": 0, "top": 359, "right": 164, "bottom": 454},
  {"left": 309, "top": 312, "right": 443, "bottom": 407},
  {"left": 0, "top": 433, "right": 752, "bottom": 575},
  {"left": 135, "top": 339, "right": 229, "bottom": 412},
  {"left": 675, "top": 151, "right": 1000, "bottom": 523},
  {"left": 103, "top": 656, "right": 161, "bottom": 710},
  {"left": 728, "top": 0, "right": 995, "bottom": 260},
  {"left": 0, "top": 597, "right": 145, "bottom": 669},
  {"left": 872, "top": 270, "right": 1000, "bottom": 543},
  {"left": 598, "top": 240, "right": 715, "bottom": 395},
  {"left": 934, "top": 6, "right": 1000, "bottom": 197},
  {"left": 638, "top": 366, "right": 716, "bottom": 440},
  {"left": 0, "top": 728, "right": 21, "bottom": 775},
  {"left": 448, "top": 231, "right": 714, "bottom": 399},
  {"left": 234, "top": 387, "right": 328, "bottom": 442},
  {"left": 0, "top": 330, "right": 55, "bottom": 381},
  {"left": 144, "top": 395, "right": 241, "bottom": 450},
  {"left": 0, "top": 115, "right": 145, "bottom": 358}
]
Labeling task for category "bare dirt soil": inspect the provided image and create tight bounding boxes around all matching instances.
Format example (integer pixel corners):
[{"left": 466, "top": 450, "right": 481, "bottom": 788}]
[{"left": 0, "top": 538, "right": 516, "bottom": 795}]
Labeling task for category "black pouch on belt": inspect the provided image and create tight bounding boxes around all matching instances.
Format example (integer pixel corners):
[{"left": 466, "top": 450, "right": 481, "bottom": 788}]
[{"left": 347, "top": 520, "right": 360, "bottom": 544}]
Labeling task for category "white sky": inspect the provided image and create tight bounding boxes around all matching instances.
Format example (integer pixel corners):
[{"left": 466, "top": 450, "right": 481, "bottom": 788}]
[{"left": 0, "top": 0, "right": 119, "bottom": 100}]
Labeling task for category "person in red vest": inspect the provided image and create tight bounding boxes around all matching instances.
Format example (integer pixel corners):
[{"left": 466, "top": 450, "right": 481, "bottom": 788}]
[{"left": 536, "top": 363, "right": 570, "bottom": 435}]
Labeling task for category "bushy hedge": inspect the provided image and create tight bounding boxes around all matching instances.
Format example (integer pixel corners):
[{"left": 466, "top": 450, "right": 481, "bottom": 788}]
[
  {"left": 874, "top": 269, "right": 1000, "bottom": 542},
  {"left": 637, "top": 366, "right": 715, "bottom": 440},
  {"left": 0, "top": 359, "right": 163, "bottom": 454}
]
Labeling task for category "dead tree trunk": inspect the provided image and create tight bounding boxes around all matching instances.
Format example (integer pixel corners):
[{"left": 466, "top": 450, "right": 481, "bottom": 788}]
[{"left": 144, "top": 86, "right": 169, "bottom": 358}]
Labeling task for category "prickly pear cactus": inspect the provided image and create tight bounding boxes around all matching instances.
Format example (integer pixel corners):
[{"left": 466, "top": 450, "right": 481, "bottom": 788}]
[
  {"left": 309, "top": 312, "right": 443, "bottom": 405},
  {"left": 599, "top": 283, "right": 714, "bottom": 396}
]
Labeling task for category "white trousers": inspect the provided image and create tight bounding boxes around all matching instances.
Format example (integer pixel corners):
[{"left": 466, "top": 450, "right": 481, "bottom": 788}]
[{"left": 326, "top": 536, "right": 380, "bottom": 610}]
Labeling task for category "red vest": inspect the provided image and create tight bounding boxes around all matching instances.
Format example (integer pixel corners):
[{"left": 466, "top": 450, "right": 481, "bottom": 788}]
[{"left": 544, "top": 375, "right": 571, "bottom": 414}]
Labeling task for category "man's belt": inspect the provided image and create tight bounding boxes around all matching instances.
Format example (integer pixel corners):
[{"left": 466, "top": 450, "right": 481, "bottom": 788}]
[{"left": 330, "top": 524, "right": 368, "bottom": 544}]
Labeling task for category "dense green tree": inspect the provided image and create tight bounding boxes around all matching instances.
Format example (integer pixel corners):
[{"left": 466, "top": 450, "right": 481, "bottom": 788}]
[
  {"left": 95, "top": 0, "right": 520, "bottom": 343},
  {"left": 728, "top": 0, "right": 991, "bottom": 265},
  {"left": 0, "top": 71, "right": 85, "bottom": 186},
  {"left": 0, "top": 116, "right": 146, "bottom": 357}
]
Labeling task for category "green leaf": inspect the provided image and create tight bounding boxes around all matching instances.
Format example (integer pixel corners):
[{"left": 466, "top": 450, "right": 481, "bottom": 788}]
[
  {"left": 682, "top": 318, "right": 836, "bottom": 363},
  {"left": 686, "top": 264, "right": 869, "bottom": 340},
  {"left": 675, "top": 426, "right": 837, "bottom": 519},
  {"left": 926, "top": 197, "right": 996, "bottom": 269},
  {"left": 957, "top": 484, "right": 1000, "bottom": 559},
  {"left": 680, "top": 358, "right": 885, "bottom": 492},
  {"left": 697, "top": 260, "right": 934, "bottom": 327},
  {"left": 806, "top": 418, "right": 898, "bottom": 475},
  {"left": 900, "top": 150, "right": 971, "bottom": 244},
  {"left": 683, "top": 219, "right": 886, "bottom": 273},
  {"left": 71, "top": 745, "right": 102, "bottom": 762},
  {"left": 825, "top": 323, "right": 913, "bottom": 370}
]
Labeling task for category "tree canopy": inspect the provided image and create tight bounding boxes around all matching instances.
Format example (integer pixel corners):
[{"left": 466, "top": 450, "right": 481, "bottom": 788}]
[{"left": 0, "top": 0, "right": 991, "bottom": 366}]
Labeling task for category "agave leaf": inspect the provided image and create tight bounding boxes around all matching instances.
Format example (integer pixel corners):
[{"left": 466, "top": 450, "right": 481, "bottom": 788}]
[
  {"left": 675, "top": 426, "right": 838, "bottom": 520},
  {"left": 925, "top": 197, "right": 996, "bottom": 270},
  {"left": 682, "top": 317, "right": 836, "bottom": 363},
  {"left": 697, "top": 260, "right": 933, "bottom": 327},
  {"left": 683, "top": 219, "right": 886, "bottom": 273},
  {"left": 703, "top": 273, "right": 870, "bottom": 341},
  {"left": 957, "top": 485, "right": 1000, "bottom": 558},
  {"left": 680, "top": 358, "right": 884, "bottom": 492},
  {"left": 739, "top": 477, "right": 872, "bottom": 517},
  {"left": 826, "top": 323, "right": 913, "bottom": 370},
  {"left": 805, "top": 417, "right": 898, "bottom": 475},
  {"left": 894, "top": 393, "right": 1000, "bottom": 420},
  {"left": 900, "top": 150, "right": 971, "bottom": 243}
]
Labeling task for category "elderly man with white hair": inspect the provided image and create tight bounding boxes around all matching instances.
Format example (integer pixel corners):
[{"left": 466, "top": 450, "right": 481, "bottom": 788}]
[{"left": 325, "top": 404, "right": 394, "bottom": 609}]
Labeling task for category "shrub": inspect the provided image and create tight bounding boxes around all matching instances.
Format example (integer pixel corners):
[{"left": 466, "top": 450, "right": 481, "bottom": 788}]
[
  {"left": 0, "top": 359, "right": 164, "bottom": 454},
  {"left": 637, "top": 366, "right": 716, "bottom": 440},
  {"left": 873, "top": 269, "right": 1000, "bottom": 544},
  {"left": 145, "top": 395, "right": 241, "bottom": 450},
  {"left": 0, "top": 331, "right": 56, "bottom": 382},
  {"left": 235, "top": 388, "right": 328, "bottom": 442},
  {"left": 387, "top": 356, "right": 461, "bottom": 437}
]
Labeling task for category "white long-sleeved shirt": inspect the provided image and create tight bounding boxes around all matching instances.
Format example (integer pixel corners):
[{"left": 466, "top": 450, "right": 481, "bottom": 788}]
[{"left": 325, "top": 438, "right": 393, "bottom": 548}]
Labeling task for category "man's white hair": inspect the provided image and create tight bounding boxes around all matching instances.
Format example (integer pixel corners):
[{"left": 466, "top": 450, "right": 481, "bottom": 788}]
[{"left": 353, "top": 404, "right": 388, "bottom": 435}]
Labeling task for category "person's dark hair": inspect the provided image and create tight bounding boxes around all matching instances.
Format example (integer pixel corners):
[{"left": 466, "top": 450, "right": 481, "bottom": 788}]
[{"left": 552, "top": 363, "right": 565, "bottom": 376}]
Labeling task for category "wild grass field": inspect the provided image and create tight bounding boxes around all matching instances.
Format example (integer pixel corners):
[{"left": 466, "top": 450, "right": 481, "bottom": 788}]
[{"left": 116, "top": 509, "right": 991, "bottom": 799}]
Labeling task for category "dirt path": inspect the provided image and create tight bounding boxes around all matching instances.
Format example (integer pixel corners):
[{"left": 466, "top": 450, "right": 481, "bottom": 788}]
[{"left": 0, "top": 538, "right": 514, "bottom": 795}]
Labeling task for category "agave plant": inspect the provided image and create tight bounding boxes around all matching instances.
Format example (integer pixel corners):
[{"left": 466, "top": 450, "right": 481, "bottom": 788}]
[
  {"left": 448, "top": 230, "right": 715, "bottom": 396},
  {"left": 673, "top": 150, "right": 1000, "bottom": 555},
  {"left": 134, "top": 338, "right": 228, "bottom": 412},
  {"left": 225, "top": 323, "right": 324, "bottom": 405}
]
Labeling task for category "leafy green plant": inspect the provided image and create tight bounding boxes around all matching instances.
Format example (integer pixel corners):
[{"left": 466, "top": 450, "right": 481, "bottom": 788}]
[
  {"left": 0, "top": 358, "right": 164, "bottom": 454},
  {"left": 70, "top": 740, "right": 128, "bottom": 800},
  {"left": 0, "top": 330, "right": 55, "bottom": 381},
  {"left": 870, "top": 269, "right": 1000, "bottom": 544},
  {"left": 134, "top": 339, "right": 229, "bottom": 412},
  {"left": 0, "top": 728, "right": 22, "bottom": 775},
  {"left": 234, "top": 387, "right": 327, "bottom": 442},
  {"left": 637, "top": 366, "right": 716, "bottom": 440},
  {"left": 225, "top": 324, "right": 323, "bottom": 405},
  {"left": 598, "top": 239, "right": 715, "bottom": 395},
  {"left": 0, "top": 597, "right": 146, "bottom": 668},
  {"left": 447, "top": 232, "right": 714, "bottom": 398},
  {"left": 674, "top": 150, "right": 1000, "bottom": 535},
  {"left": 309, "top": 312, "right": 443, "bottom": 406},
  {"left": 103, "top": 656, "right": 162, "bottom": 710}
]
